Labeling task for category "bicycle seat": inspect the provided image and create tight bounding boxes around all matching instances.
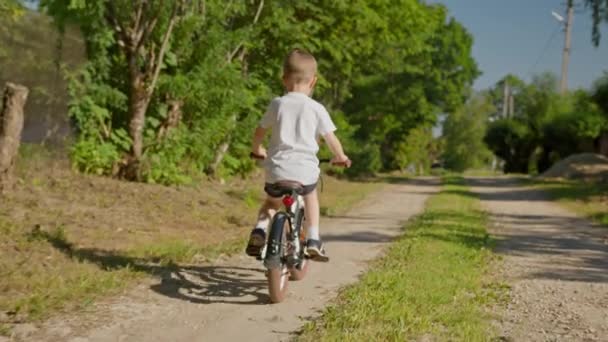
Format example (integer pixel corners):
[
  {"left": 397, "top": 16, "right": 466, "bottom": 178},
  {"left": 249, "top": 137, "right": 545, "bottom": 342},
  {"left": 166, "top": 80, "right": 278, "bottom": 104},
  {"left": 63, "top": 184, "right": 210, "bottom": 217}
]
[{"left": 268, "top": 181, "right": 304, "bottom": 196}]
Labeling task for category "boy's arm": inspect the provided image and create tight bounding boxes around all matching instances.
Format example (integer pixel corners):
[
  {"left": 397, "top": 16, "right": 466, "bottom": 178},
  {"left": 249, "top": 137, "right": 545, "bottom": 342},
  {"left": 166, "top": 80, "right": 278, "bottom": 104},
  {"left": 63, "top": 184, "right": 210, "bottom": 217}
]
[
  {"left": 323, "top": 132, "right": 351, "bottom": 166},
  {"left": 251, "top": 127, "right": 267, "bottom": 158}
]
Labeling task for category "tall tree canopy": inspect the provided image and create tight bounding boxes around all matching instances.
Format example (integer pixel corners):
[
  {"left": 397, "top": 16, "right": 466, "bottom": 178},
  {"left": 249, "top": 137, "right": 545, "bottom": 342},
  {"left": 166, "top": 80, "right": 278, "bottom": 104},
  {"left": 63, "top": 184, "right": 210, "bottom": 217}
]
[{"left": 40, "top": 0, "right": 478, "bottom": 184}]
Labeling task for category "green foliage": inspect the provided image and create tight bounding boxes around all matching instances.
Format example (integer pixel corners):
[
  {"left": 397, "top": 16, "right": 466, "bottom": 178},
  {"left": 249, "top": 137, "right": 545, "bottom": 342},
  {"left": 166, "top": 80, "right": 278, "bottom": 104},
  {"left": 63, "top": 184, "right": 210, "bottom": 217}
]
[
  {"left": 70, "top": 138, "right": 120, "bottom": 175},
  {"left": 344, "top": 145, "right": 383, "bottom": 178},
  {"left": 0, "top": 0, "right": 23, "bottom": 21},
  {"left": 584, "top": 0, "right": 608, "bottom": 46},
  {"left": 484, "top": 72, "right": 608, "bottom": 174},
  {"left": 40, "top": 0, "right": 478, "bottom": 184},
  {"left": 443, "top": 94, "right": 494, "bottom": 172},
  {"left": 542, "top": 91, "right": 606, "bottom": 160},
  {"left": 394, "top": 126, "right": 433, "bottom": 174},
  {"left": 485, "top": 118, "right": 534, "bottom": 173},
  {"left": 592, "top": 72, "right": 608, "bottom": 114}
]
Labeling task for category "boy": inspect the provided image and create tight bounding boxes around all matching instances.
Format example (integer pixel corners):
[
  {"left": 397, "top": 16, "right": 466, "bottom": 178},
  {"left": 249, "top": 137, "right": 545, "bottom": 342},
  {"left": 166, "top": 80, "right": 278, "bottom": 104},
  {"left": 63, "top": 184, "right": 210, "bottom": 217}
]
[{"left": 246, "top": 48, "right": 351, "bottom": 261}]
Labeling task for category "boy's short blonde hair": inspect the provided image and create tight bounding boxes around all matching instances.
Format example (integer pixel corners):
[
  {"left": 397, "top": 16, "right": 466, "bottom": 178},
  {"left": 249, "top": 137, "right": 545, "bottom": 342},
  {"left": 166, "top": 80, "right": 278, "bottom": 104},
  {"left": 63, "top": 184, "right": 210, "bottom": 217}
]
[{"left": 283, "top": 49, "right": 317, "bottom": 84}]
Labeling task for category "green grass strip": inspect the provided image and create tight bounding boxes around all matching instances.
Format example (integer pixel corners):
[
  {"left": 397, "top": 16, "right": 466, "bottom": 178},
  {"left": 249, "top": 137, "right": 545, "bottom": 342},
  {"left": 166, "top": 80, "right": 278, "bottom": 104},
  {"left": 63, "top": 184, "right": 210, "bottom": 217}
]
[
  {"left": 530, "top": 178, "right": 608, "bottom": 227},
  {"left": 299, "top": 176, "right": 501, "bottom": 342}
]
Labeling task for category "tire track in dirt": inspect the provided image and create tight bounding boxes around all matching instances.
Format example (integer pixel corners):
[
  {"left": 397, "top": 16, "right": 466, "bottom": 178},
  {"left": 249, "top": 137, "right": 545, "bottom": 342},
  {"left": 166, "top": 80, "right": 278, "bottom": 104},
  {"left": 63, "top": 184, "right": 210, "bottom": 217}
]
[
  {"left": 25, "top": 178, "right": 439, "bottom": 342},
  {"left": 469, "top": 177, "right": 608, "bottom": 342}
]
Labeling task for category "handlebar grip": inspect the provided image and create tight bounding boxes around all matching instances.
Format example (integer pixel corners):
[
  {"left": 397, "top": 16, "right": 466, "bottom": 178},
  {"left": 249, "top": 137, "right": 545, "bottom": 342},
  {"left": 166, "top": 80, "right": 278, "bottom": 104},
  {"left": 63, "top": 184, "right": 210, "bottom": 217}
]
[{"left": 319, "top": 158, "right": 351, "bottom": 167}]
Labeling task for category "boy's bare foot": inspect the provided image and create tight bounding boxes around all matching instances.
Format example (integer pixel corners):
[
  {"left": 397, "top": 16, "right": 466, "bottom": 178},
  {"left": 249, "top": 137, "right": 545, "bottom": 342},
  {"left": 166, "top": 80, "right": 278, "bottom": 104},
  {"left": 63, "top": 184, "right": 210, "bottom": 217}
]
[{"left": 306, "top": 239, "right": 329, "bottom": 262}]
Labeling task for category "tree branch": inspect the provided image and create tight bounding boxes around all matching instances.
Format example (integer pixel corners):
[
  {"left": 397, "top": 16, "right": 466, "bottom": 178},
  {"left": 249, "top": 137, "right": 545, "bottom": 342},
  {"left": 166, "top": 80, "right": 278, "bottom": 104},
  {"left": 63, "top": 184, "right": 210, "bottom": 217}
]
[
  {"left": 227, "top": 43, "right": 243, "bottom": 63},
  {"left": 136, "top": 0, "right": 164, "bottom": 52},
  {"left": 147, "top": 2, "right": 180, "bottom": 94},
  {"left": 252, "top": 0, "right": 264, "bottom": 24},
  {"left": 226, "top": 0, "right": 264, "bottom": 63},
  {"left": 105, "top": 2, "right": 131, "bottom": 52},
  {"left": 133, "top": 0, "right": 146, "bottom": 33}
]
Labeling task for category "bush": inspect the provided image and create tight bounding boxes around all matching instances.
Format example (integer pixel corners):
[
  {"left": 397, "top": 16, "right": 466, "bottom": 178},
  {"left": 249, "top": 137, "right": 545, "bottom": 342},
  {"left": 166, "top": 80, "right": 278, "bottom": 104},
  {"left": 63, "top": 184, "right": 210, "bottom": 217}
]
[
  {"left": 70, "top": 138, "right": 120, "bottom": 175},
  {"left": 485, "top": 119, "right": 535, "bottom": 173},
  {"left": 344, "top": 144, "right": 382, "bottom": 177}
]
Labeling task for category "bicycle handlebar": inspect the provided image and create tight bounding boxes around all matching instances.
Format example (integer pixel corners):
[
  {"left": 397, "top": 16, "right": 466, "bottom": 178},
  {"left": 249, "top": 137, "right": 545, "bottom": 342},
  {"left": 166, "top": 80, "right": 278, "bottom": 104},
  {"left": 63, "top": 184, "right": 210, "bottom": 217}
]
[{"left": 250, "top": 153, "right": 350, "bottom": 167}]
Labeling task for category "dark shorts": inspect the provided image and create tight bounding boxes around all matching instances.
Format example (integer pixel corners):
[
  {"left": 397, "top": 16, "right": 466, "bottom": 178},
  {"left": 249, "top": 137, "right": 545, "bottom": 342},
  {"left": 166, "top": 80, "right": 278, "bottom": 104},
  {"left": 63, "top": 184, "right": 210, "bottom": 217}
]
[{"left": 264, "top": 182, "right": 317, "bottom": 198}]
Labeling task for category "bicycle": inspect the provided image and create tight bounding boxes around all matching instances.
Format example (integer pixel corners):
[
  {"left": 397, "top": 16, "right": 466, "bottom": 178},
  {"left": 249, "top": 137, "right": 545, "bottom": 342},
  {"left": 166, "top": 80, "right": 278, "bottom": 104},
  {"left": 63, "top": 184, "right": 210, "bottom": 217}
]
[{"left": 250, "top": 153, "right": 348, "bottom": 303}]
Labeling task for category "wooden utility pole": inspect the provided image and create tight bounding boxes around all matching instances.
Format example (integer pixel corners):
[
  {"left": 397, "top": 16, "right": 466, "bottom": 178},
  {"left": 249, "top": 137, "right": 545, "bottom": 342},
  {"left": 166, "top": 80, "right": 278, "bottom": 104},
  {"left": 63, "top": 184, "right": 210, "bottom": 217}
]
[
  {"left": 503, "top": 81, "right": 510, "bottom": 118},
  {"left": 0, "top": 83, "right": 29, "bottom": 193},
  {"left": 560, "top": 0, "right": 574, "bottom": 94}
]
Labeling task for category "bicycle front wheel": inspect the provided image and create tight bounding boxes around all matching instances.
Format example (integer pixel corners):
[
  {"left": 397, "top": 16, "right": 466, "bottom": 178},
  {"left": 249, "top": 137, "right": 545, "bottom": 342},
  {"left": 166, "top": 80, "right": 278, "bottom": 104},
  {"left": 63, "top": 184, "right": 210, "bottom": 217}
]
[
  {"left": 265, "top": 212, "right": 290, "bottom": 303},
  {"left": 289, "top": 208, "right": 309, "bottom": 281}
]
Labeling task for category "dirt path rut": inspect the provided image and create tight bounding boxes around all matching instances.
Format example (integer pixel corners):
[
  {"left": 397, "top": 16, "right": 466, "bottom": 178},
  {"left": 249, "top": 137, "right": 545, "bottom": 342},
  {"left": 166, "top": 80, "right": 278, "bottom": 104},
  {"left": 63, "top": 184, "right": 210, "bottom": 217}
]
[
  {"left": 469, "top": 177, "right": 608, "bottom": 342},
  {"left": 28, "top": 178, "right": 439, "bottom": 342}
]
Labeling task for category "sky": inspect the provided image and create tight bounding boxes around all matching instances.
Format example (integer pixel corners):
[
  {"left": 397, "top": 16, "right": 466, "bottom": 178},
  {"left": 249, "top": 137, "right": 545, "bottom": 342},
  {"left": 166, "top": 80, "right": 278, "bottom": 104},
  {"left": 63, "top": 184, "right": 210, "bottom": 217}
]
[{"left": 437, "top": 0, "right": 608, "bottom": 91}]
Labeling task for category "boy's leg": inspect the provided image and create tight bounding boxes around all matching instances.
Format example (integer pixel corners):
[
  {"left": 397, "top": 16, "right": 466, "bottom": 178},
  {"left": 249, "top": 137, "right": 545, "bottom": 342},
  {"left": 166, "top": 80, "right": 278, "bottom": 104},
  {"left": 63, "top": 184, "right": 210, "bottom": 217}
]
[
  {"left": 303, "top": 188, "right": 328, "bottom": 261},
  {"left": 256, "top": 195, "right": 283, "bottom": 231},
  {"left": 303, "top": 189, "right": 320, "bottom": 240},
  {"left": 245, "top": 195, "right": 282, "bottom": 257}
]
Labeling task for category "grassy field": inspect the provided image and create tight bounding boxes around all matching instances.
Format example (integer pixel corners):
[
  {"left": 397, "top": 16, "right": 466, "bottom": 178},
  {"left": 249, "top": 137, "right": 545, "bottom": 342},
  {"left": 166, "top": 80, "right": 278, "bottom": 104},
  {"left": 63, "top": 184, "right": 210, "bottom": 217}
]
[
  {"left": 298, "top": 177, "right": 505, "bottom": 342},
  {"left": 0, "top": 145, "right": 380, "bottom": 331},
  {"left": 531, "top": 178, "right": 608, "bottom": 227}
]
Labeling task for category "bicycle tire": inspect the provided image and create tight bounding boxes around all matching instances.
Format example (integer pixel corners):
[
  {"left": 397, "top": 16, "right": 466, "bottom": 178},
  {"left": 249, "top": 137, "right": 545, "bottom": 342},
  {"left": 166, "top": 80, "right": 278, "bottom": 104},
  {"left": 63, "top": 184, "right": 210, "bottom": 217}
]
[
  {"left": 289, "top": 208, "right": 309, "bottom": 281},
  {"left": 265, "top": 212, "right": 290, "bottom": 303}
]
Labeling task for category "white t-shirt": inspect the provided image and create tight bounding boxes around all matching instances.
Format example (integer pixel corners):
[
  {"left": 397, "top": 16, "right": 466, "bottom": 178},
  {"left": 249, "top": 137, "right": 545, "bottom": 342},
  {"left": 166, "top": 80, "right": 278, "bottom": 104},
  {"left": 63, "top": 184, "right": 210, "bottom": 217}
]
[{"left": 259, "top": 92, "right": 337, "bottom": 185}]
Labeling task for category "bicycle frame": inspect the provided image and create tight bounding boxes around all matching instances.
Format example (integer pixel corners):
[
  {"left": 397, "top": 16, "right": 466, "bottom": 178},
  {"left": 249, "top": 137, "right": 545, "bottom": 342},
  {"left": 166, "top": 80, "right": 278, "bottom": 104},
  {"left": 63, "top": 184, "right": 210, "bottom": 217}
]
[{"left": 262, "top": 189, "right": 306, "bottom": 270}]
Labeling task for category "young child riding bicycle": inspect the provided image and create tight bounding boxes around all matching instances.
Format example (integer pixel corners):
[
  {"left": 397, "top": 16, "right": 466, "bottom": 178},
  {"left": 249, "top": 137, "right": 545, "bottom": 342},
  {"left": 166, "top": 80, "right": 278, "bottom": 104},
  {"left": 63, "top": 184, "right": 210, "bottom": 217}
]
[{"left": 246, "top": 48, "right": 351, "bottom": 261}]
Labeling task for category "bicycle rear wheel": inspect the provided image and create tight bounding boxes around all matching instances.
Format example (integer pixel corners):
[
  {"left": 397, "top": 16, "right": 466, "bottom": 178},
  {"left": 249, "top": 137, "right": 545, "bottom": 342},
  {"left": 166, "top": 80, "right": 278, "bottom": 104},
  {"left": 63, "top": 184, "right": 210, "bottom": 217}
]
[
  {"left": 265, "top": 213, "right": 290, "bottom": 303},
  {"left": 289, "top": 208, "right": 309, "bottom": 281}
]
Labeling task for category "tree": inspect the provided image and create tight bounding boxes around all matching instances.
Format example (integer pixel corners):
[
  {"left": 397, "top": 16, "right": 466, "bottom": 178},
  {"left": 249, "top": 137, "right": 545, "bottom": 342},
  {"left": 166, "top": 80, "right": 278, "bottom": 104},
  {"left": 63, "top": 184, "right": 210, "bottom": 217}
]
[
  {"left": 585, "top": 0, "right": 608, "bottom": 46},
  {"left": 43, "top": 0, "right": 199, "bottom": 179},
  {"left": 484, "top": 72, "right": 608, "bottom": 174},
  {"left": 592, "top": 72, "right": 608, "bottom": 154},
  {"left": 443, "top": 93, "right": 494, "bottom": 172},
  {"left": 485, "top": 118, "right": 535, "bottom": 173},
  {"left": 343, "top": 2, "right": 479, "bottom": 169},
  {"left": 40, "top": 0, "right": 479, "bottom": 183}
]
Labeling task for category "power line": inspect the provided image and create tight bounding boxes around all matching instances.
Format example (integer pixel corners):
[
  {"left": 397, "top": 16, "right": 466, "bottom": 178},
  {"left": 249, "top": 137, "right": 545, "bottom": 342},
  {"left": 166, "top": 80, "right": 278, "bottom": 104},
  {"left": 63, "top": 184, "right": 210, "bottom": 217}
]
[{"left": 527, "top": 22, "right": 563, "bottom": 75}]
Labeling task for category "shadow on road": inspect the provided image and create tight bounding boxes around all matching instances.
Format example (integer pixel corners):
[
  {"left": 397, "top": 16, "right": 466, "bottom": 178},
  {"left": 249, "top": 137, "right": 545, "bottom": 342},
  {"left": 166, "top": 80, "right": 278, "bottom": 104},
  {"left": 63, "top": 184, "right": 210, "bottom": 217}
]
[
  {"left": 490, "top": 212, "right": 608, "bottom": 283},
  {"left": 468, "top": 177, "right": 608, "bottom": 284},
  {"left": 150, "top": 266, "right": 270, "bottom": 305},
  {"left": 323, "top": 230, "right": 395, "bottom": 243},
  {"left": 31, "top": 228, "right": 272, "bottom": 305}
]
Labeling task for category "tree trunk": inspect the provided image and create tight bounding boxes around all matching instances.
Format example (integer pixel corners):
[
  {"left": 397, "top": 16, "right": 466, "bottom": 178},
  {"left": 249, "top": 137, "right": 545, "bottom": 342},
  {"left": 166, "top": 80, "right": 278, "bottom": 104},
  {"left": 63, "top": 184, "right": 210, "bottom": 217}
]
[
  {"left": 129, "top": 75, "right": 150, "bottom": 161},
  {"left": 157, "top": 99, "right": 183, "bottom": 141},
  {"left": 119, "top": 72, "right": 151, "bottom": 181},
  {"left": 206, "top": 133, "right": 232, "bottom": 176},
  {"left": 0, "top": 83, "right": 28, "bottom": 193},
  {"left": 599, "top": 132, "right": 608, "bottom": 157}
]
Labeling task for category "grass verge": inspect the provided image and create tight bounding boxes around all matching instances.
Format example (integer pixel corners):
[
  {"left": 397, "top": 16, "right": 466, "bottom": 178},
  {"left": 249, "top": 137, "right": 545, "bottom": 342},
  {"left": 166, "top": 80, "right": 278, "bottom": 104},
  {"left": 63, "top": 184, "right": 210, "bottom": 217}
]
[
  {"left": 531, "top": 178, "right": 608, "bottom": 226},
  {"left": 298, "top": 177, "right": 504, "bottom": 341}
]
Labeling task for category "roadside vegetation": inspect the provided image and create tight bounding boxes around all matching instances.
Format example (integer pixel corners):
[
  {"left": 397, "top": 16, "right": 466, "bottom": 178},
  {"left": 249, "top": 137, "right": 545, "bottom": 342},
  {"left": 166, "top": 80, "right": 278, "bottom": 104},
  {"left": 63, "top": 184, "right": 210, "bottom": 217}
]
[
  {"left": 531, "top": 178, "right": 608, "bottom": 227},
  {"left": 299, "top": 177, "right": 506, "bottom": 341},
  {"left": 0, "top": 145, "right": 379, "bottom": 330}
]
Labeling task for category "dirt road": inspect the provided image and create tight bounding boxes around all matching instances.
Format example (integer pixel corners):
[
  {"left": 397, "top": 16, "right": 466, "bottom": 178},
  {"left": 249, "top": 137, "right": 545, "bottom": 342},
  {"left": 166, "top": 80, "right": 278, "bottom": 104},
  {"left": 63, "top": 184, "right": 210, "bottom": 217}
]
[
  {"left": 469, "top": 177, "right": 608, "bottom": 342},
  {"left": 25, "top": 179, "right": 439, "bottom": 342}
]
